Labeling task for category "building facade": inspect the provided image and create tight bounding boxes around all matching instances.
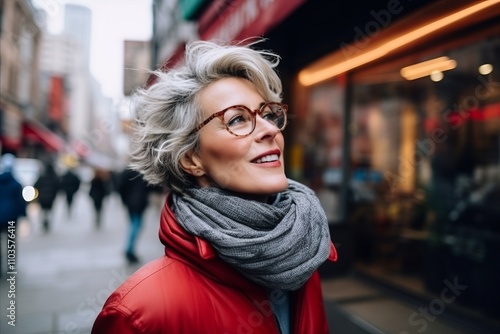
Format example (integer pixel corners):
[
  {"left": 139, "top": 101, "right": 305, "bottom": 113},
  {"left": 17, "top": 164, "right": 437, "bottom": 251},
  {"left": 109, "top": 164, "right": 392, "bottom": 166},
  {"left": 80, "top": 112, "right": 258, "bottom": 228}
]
[{"left": 0, "top": 0, "right": 42, "bottom": 155}]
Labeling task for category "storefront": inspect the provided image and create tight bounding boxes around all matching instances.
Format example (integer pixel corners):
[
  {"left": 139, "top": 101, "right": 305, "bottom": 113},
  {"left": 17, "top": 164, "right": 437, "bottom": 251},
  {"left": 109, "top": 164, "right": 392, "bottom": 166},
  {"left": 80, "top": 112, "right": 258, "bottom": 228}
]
[{"left": 289, "top": 0, "right": 500, "bottom": 329}]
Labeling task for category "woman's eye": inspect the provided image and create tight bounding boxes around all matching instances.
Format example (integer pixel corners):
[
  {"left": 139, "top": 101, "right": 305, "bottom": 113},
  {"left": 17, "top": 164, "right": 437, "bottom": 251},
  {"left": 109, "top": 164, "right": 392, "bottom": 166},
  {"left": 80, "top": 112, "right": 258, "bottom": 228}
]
[
  {"left": 225, "top": 108, "right": 251, "bottom": 127},
  {"left": 262, "top": 112, "right": 275, "bottom": 120},
  {"left": 227, "top": 115, "right": 246, "bottom": 126}
]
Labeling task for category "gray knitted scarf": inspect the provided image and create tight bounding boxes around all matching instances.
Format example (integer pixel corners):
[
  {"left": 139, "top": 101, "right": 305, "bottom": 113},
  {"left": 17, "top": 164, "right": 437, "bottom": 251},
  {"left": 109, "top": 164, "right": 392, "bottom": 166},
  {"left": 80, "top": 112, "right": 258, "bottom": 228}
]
[{"left": 171, "top": 179, "right": 331, "bottom": 291}]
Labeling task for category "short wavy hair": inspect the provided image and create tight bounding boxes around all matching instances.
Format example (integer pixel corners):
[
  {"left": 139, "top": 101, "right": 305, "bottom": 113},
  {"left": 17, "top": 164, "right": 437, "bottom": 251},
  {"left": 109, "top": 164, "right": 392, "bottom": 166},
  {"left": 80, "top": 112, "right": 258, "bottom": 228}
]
[{"left": 129, "top": 39, "right": 283, "bottom": 193}]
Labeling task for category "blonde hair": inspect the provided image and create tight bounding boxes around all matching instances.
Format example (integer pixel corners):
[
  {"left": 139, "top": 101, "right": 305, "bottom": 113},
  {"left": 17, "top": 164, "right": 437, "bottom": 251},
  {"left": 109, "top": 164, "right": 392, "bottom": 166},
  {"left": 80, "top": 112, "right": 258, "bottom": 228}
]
[{"left": 130, "top": 39, "right": 283, "bottom": 192}]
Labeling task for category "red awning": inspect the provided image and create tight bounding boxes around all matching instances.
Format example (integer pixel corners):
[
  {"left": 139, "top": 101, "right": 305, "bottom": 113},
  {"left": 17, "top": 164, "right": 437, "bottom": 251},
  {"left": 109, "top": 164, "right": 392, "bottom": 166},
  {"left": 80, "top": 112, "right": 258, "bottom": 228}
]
[
  {"left": 0, "top": 136, "right": 21, "bottom": 151},
  {"left": 22, "top": 121, "right": 65, "bottom": 152}
]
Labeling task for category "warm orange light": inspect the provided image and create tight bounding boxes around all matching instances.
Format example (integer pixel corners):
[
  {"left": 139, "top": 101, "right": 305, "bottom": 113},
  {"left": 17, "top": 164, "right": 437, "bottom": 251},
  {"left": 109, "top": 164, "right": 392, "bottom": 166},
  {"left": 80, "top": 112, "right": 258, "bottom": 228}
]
[
  {"left": 401, "top": 56, "right": 457, "bottom": 80},
  {"left": 298, "top": 0, "right": 500, "bottom": 86}
]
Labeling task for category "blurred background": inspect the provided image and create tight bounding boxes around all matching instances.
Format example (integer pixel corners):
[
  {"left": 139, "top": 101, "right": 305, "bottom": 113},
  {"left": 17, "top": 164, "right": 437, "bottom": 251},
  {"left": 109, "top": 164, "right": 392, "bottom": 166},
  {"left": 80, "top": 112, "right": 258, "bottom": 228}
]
[{"left": 1, "top": 0, "right": 499, "bottom": 333}]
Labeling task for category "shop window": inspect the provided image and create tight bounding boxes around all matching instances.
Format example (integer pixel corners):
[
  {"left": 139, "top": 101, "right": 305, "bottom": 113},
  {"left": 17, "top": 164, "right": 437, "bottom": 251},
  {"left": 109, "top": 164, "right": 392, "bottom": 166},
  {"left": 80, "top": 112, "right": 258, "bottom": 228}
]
[{"left": 349, "top": 36, "right": 500, "bottom": 319}]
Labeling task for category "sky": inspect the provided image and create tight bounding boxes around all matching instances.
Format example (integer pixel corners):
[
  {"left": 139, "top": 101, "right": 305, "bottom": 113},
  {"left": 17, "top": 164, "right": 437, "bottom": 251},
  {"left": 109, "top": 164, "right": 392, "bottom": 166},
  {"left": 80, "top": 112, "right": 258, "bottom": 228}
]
[{"left": 33, "top": 0, "right": 153, "bottom": 100}]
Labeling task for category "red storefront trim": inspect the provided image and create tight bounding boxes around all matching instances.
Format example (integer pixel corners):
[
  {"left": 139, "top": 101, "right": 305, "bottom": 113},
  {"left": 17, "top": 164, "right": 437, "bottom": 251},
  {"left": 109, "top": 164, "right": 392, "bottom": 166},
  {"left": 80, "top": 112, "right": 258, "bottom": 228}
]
[
  {"left": 22, "top": 121, "right": 65, "bottom": 152},
  {"left": 199, "top": 0, "right": 307, "bottom": 41}
]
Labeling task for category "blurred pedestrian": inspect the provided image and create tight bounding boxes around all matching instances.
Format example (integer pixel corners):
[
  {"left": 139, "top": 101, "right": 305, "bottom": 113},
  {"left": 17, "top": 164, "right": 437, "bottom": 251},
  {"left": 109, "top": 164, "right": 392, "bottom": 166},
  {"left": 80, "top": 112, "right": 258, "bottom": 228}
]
[
  {"left": 118, "top": 167, "right": 151, "bottom": 264},
  {"left": 34, "top": 162, "right": 61, "bottom": 233},
  {"left": 60, "top": 167, "right": 81, "bottom": 216},
  {"left": 89, "top": 169, "right": 110, "bottom": 229},
  {"left": 93, "top": 39, "right": 337, "bottom": 333},
  {"left": 0, "top": 154, "right": 26, "bottom": 276}
]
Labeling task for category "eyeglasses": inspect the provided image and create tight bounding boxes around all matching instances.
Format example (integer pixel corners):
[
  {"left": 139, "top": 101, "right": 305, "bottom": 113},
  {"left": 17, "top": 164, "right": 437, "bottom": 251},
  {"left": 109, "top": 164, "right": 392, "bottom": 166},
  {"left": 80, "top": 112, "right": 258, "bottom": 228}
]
[{"left": 194, "top": 102, "right": 288, "bottom": 137}]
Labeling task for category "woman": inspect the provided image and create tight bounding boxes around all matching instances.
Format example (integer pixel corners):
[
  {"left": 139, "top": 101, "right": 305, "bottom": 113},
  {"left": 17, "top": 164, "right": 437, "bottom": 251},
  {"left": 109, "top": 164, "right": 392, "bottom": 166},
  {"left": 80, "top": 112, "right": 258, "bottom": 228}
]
[{"left": 92, "top": 39, "right": 337, "bottom": 334}]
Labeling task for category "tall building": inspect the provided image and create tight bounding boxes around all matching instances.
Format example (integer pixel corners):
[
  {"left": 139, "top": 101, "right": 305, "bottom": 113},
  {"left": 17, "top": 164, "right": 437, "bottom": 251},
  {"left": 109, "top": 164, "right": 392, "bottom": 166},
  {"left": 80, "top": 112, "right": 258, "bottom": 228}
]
[
  {"left": 56, "top": 3, "right": 95, "bottom": 153},
  {"left": 38, "top": 33, "right": 78, "bottom": 135},
  {"left": 63, "top": 4, "right": 92, "bottom": 69},
  {"left": 39, "top": 33, "right": 80, "bottom": 75}
]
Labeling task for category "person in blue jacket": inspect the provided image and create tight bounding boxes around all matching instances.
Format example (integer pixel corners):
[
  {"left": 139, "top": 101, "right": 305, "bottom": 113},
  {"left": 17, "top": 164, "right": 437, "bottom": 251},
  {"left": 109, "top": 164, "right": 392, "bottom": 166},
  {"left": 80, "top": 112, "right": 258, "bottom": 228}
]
[
  {"left": 0, "top": 153, "right": 26, "bottom": 275},
  {"left": 118, "top": 167, "right": 151, "bottom": 264}
]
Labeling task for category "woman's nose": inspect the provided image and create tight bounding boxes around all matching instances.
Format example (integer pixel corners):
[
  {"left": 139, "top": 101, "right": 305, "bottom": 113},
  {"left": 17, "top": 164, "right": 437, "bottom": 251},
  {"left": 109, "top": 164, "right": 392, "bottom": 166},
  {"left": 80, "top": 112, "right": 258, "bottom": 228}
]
[{"left": 254, "top": 114, "right": 280, "bottom": 139}]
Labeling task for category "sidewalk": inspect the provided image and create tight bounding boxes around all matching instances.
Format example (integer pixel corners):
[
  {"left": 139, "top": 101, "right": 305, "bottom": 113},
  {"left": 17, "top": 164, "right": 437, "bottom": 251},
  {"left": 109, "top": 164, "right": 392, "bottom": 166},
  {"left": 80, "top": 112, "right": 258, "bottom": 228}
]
[
  {"left": 321, "top": 275, "right": 477, "bottom": 334},
  {"left": 0, "top": 184, "right": 165, "bottom": 334}
]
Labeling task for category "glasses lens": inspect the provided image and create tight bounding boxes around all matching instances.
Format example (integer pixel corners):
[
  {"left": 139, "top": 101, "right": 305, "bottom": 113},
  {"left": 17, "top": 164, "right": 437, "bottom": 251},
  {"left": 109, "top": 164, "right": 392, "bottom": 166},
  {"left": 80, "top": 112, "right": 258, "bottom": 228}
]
[
  {"left": 261, "top": 103, "right": 286, "bottom": 130},
  {"left": 223, "top": 106, "right": 254, "bottom": 136}
]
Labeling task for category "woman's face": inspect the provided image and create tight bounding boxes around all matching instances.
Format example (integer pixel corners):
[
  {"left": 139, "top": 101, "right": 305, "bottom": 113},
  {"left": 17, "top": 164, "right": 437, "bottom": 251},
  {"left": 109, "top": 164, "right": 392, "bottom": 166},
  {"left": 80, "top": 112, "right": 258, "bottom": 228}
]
[{"left": 188, "top": 77, "right": 288, "bottom": 200}]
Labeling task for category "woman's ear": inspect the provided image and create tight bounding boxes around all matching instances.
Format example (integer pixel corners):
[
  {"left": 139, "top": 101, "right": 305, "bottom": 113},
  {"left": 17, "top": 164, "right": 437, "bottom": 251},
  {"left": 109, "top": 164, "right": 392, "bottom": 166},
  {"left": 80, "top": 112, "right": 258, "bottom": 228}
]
[{"left": 180, "top": 151, "right": 205, "bottom": 177}]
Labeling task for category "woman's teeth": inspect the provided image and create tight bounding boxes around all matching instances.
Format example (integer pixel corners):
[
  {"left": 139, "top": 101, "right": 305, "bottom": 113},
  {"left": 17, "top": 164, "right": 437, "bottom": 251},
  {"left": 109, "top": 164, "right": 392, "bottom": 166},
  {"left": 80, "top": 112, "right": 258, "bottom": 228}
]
[{"left": 254, "top": 154, "right": 279, "bottom": 163}]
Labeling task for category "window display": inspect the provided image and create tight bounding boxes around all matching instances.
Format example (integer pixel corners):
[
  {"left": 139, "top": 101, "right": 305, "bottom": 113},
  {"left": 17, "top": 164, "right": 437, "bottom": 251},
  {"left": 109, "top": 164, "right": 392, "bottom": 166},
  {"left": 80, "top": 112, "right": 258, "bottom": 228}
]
[{"left": 349, "top": 36, "right": 500, "bottom": 319}]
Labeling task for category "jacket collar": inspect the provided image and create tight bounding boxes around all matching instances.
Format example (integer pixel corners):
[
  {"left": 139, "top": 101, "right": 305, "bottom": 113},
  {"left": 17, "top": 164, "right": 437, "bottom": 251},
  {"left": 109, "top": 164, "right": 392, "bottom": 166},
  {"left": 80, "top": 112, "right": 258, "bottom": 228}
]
[
  {"left": 159, "top": 193, "right": 267, "bottom": 293},
  {"left": 160, "top": 193, "right": 217, "bottom": 259}
]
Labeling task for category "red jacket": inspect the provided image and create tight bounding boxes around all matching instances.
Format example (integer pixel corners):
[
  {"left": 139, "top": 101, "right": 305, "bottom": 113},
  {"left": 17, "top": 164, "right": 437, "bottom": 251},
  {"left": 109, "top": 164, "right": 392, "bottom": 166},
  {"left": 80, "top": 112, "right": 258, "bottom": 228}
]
[{"left": 92, "top": 196, "right": 338, "bottom": 334}]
